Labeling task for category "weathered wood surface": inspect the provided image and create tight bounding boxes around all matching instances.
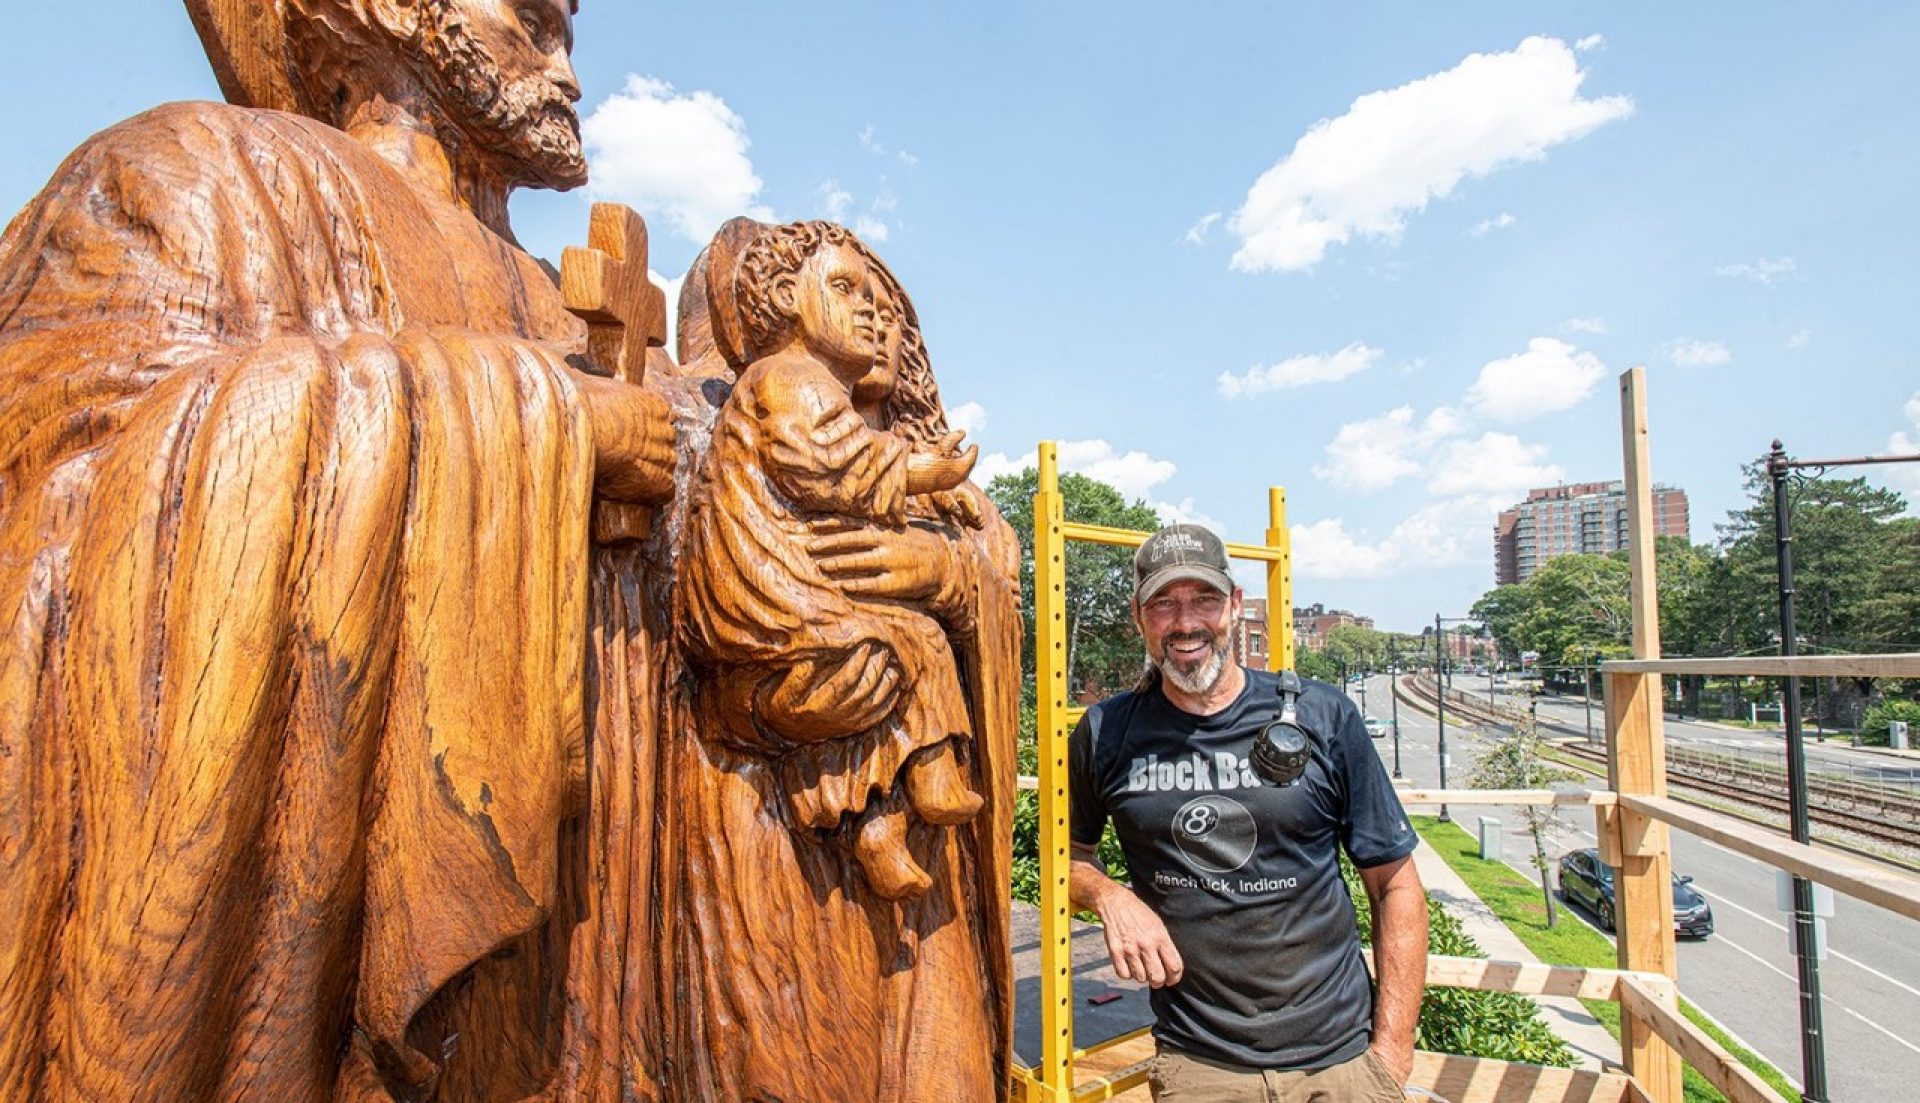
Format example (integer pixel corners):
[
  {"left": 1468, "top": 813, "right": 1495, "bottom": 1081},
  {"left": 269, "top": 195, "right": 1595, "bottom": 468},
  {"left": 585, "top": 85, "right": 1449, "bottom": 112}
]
[{"left": 3, "top": 7, "right": 1016, "bottom": 1102}]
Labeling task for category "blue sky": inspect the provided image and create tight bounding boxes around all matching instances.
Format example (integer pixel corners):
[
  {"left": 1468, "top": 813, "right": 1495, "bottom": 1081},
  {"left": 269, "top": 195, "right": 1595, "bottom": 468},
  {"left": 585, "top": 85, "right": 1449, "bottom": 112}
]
[{"left": 5, "top": 3, "right": 1917, "bottom": 633}]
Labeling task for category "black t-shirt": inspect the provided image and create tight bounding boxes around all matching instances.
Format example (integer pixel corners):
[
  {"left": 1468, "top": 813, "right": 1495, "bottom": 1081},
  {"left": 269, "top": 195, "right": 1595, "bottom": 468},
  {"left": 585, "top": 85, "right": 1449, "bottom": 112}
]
[{"left": 1069, "top": 668, "right": 1417, "bottom": 1070}]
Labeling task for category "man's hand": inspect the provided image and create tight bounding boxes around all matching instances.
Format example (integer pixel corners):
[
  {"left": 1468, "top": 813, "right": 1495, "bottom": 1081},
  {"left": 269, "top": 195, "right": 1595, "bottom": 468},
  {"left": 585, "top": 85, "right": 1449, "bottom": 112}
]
[
  {"left": 1092, "top": 882, "right": 1184, "bottom": 989},
  {"left": 1370, "top": 1043, "right": 1413, "bottom": 1091}
]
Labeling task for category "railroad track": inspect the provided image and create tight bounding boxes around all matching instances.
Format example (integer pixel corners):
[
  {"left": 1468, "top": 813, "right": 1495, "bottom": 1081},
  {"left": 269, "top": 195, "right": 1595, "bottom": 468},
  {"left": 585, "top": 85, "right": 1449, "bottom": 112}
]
[
  {"left": 1553, "top": 741, "right": 1920, "bottom": 851},
  {"left": 1394, "top": 675, "right": 1920, "bottom": 853}
]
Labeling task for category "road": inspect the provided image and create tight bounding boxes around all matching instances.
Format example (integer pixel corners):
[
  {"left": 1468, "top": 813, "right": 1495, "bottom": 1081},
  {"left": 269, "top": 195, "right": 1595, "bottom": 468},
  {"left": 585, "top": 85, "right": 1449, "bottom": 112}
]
[{"left": 1350, "top": 673, "right": 1920, "bottom": 1102}]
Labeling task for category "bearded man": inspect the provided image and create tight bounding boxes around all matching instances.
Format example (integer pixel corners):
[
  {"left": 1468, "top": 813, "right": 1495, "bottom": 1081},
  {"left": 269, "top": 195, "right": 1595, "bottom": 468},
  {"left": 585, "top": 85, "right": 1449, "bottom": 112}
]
[
  {"left": 0, "top": 2, "right": 671, "bottom": 1100},
  {"left": 1067, "top": 525, "right": 1428, "bottom": 1102}
]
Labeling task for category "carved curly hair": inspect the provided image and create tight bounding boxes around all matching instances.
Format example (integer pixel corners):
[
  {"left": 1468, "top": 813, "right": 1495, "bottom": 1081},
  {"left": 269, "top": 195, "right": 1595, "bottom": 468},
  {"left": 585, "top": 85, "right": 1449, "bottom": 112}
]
[{"left": 733, "top": 221, "right": 951, "bottom": 443}]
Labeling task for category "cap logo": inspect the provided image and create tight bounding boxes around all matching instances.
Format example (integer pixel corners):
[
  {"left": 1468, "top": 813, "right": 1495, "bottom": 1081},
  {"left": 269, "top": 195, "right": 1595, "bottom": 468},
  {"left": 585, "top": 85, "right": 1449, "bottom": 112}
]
[{"left": 1152, "top": 532, "right": 1204, "bottom": 561}]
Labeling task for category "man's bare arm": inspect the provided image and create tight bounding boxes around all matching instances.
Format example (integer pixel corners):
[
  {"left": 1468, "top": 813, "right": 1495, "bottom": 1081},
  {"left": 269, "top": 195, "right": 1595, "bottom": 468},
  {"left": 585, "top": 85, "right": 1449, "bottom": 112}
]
[
  {"left": 1359, "top": 854, "right": 1427, "bottom": 1087},
  {"left": 1070, "top": 842, "right": 1184, "bottom": 989}
]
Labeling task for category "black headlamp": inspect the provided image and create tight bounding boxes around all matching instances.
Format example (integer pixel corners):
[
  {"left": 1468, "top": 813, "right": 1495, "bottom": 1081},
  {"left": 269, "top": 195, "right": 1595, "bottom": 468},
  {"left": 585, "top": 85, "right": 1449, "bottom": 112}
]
[{"left": 1249, "top": 671, "right": 1311, "bottom": 787}]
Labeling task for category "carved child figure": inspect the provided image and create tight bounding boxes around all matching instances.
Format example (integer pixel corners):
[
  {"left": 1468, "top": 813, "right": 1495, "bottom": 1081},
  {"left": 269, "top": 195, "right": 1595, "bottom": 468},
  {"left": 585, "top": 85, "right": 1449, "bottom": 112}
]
[{"left": 677, "top": 219, "right": 985, "bottom": 899}]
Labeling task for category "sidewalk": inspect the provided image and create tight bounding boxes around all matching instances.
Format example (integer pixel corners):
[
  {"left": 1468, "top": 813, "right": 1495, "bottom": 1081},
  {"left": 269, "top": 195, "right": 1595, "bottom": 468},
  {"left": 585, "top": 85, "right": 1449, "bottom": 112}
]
[{"left": 1409, "top": 839, "right": 1622, "bottom": 1072}]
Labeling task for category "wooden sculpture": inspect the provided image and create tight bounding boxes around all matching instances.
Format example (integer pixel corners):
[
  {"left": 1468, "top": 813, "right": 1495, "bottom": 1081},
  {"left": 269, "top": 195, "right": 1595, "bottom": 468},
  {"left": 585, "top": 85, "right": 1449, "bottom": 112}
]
[
  {"left": 662, "top": 219, "right": 1020, "bottom": 1101},
  {"left": 2, "top": 3, "right": 1018, "bottom": 1101},
  {"left": 0, "top": 1, "right": 674, "bottom": 1100}
]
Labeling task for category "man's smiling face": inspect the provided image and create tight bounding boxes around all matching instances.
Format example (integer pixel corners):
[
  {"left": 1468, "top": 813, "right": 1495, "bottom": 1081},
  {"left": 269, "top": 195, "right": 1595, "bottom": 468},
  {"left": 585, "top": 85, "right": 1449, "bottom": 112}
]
[{"left": 1135, "top": 578, "right": 1241, "bottom": 697}]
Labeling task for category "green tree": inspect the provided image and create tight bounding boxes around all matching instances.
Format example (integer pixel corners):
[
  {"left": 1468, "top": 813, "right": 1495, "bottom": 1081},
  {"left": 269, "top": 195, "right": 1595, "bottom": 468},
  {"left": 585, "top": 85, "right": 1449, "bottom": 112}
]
[
  {"left": 1468, "top": 706, "right": 1577, "bottom": 926},
  {"left": 1714, "top": 461, "right": 1907, "bottom": 654},
  {"left": 1472, "top": 584, "right": 1536, "bottom": 665},
  {"left": 1859, "top": 517, "right": 1920, "bottom": 652},
  {"left": 985, "top": 468, "right": 1164, "bottom": 701},
  {"left": 1322, "top": 624, "right": 1389, "bottom": 673}
]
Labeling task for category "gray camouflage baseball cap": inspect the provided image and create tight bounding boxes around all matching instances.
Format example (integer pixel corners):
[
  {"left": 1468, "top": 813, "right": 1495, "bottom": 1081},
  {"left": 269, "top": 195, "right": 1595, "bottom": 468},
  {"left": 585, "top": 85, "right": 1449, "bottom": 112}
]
[{"left": 1133, "top": 524, "right": 1234, "bottom": 603}]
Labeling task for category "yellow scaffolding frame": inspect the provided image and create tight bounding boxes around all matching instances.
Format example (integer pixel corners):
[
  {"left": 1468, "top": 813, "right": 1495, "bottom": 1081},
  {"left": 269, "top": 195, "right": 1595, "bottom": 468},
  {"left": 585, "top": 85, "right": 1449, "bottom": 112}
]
[{"left": 1010, "top": 440, "right": 1293, "bottom": 1102}]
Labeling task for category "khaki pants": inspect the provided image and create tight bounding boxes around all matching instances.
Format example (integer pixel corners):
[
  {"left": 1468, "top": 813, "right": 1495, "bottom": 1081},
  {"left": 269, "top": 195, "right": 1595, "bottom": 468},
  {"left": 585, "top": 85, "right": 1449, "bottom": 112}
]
[{"left": 1148, "top": 1044, "right": 1409, "bottom": 1102}]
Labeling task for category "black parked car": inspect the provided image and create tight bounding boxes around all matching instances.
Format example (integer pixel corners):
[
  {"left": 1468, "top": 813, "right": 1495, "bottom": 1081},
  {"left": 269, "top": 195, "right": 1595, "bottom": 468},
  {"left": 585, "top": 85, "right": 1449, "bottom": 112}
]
[{"left": 1557, "top": 847, "right": 1714, "bottom": 938}]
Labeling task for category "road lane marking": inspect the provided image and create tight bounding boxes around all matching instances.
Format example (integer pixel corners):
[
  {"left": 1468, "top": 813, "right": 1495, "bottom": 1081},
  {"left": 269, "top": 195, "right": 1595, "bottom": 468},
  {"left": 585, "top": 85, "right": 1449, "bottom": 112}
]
[
  {"left": 1836, "top": 1003, "right": 1920, "bottom": 1057},
  {"left": 1696, "top": 888, "right": 1920, "bottom": 1000}
]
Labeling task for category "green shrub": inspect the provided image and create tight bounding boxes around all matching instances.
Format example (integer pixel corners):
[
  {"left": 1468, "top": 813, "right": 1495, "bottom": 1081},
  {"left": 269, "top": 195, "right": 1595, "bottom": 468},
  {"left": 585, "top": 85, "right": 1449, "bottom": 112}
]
[
  {"left": 1011, "top": 725, "right": 1129, "bottom": 910},
  {"left": 1343, "top": 857, "right": 1577, "bottom": 1068},
  {"left": 1858, "top": 699, "right": 1920, "bottom": 747}
]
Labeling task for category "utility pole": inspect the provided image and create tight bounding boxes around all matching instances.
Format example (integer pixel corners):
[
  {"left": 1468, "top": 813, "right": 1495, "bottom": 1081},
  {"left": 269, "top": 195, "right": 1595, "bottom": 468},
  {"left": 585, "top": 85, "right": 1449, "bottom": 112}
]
[
  {"left": 1771, "top": 440, "right": 1828, "bottom": 1102},
  {"left": 1389, "top": 636, "right": 1403, "bottom": 778},
  {"left": 1584, "top": 655, "right": 1595, "bottom": 743},
  {"left": 1434, "top": 614, "right": 1449, "bottom": 822}
]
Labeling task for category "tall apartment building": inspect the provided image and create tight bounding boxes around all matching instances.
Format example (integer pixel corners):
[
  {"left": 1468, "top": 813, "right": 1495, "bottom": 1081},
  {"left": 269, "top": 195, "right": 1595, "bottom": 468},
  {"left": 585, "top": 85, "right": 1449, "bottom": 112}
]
[
  {"left": 1235, "top": 598, "right": 1271, "bottom": 669},
  {"left": 1493, "top": 480, "right": 1689, "bottom": 585}
]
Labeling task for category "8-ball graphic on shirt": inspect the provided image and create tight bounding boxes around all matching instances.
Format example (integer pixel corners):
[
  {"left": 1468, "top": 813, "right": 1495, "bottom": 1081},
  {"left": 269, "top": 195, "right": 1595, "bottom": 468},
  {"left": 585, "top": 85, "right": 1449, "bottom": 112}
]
[{"left": 1172, "top": 795, "right": 1257, "bottom": 874}]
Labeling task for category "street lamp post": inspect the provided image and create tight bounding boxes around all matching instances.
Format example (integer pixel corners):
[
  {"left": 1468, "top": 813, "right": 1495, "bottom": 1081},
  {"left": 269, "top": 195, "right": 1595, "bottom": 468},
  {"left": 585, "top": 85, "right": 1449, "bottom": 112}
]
[
  {"left": 1583, "top": 655, "right": 1596, "bottom": 743},
  {"left": 1388, "top": 637, "right": 1403, "bottom": 779},
  {"left": 1433, "top": 614, "right": 1449, "bottom": 822}
]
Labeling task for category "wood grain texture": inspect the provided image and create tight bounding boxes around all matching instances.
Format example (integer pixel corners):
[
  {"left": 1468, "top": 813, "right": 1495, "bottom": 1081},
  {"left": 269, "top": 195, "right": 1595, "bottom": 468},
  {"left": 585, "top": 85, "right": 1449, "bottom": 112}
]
[
  {"left": 5, "top": 7, "right": 1017, "bottom": 1101},
  {"left": 0, "top": 4, "right": 678, "bottom": 1100},
  {"left": 661, "top": 218, "right": 1017, "bottom": 1101}
]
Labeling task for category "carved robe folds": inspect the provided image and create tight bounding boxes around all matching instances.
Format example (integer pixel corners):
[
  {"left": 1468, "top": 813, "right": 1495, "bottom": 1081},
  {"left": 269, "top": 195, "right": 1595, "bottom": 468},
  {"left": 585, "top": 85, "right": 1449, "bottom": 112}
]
[{"left": 0, "top": 103, "right": 610, "bottom": 1101}]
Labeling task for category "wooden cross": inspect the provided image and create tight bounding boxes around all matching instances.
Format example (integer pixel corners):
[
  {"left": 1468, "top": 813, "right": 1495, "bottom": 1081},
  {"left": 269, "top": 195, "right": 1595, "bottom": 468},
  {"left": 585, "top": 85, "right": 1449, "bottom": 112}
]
[{"left": 562, "top": 202, "right": 667, "bottom": 385}]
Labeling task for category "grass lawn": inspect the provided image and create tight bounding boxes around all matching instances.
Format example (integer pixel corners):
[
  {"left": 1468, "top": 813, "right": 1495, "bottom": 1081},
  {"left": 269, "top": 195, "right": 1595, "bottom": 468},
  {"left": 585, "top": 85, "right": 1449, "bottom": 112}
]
[{"left": 1413, "top": 816, "right": 1801, "bottom": 1103}]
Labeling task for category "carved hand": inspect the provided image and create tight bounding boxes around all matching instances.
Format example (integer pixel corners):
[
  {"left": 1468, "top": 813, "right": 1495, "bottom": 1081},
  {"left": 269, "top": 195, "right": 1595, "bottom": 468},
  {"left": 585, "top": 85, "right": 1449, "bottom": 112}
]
[
  {"left": 905, "top": 443, "right": 978, "bottom": 495},
  {"left": 571, "top": 370, "right": 676, "bottom": 506},
  {"left": 810, "top": 525, "right": 955, "bottom": 604},
  {"left": 758, "top": 641, "right": 902, "bottom": 743}
]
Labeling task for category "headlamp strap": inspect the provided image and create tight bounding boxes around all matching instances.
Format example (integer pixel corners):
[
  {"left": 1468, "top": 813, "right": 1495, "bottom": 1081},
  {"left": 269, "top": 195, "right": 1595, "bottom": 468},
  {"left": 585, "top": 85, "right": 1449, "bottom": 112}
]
[{"left": 1276, "top": 669, "right": 1302, "bottom": 726}]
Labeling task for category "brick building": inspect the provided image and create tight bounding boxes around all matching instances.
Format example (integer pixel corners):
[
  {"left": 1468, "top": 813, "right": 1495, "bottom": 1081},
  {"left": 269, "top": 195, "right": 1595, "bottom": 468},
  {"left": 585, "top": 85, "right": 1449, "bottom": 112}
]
[
  {"left": 1235, "top": 597, "right": 1272, "bottom": 669},
  {"left": 1493, "top": 480, "right": 1689, "bottom": 585},
  {"left": 1291, "top": 602, "right": 1374, "bottom": 653}
]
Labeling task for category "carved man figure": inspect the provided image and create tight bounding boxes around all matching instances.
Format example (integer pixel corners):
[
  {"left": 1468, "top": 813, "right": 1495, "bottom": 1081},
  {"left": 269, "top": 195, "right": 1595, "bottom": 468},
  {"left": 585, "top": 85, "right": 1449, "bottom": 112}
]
[{"left": 0, "top": 2, "right": 670, "bottom": 1100}]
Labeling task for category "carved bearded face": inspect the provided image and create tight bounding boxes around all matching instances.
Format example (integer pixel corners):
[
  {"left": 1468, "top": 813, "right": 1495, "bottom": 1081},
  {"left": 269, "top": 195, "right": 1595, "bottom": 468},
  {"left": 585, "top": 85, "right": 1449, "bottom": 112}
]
[{"left": 415, "top": 0, "right": 588, "bottom": 189}]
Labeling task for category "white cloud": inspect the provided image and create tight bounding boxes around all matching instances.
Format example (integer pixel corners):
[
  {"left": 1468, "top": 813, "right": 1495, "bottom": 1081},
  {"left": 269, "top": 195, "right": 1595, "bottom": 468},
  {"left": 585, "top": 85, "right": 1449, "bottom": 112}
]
[
  {"left": 859, "top": 124, "right": 919, "bottom": 169},
  {"left": 1716, "top": 257, "right": 1797, "bottom": 285},
  {"left": 1155, "top": 497, "right": 1222, "bottom": 532},
  {"left": 1313, "top": 405, "right": 1468, "bottom": 492},
  {"left": 1182, "top": 212, "right": 1222, "bottom": 245},
  {"left": 975, "top": 439, "right": 1178, "bottom": 503},
  {"left": 1468, "top": 212, "right": 1517, "bottom": 236},
  {"left": 1575, "top": 34, "right": 1606, "bottom": 52},
  {"left": 1665, "top": 338, "right": 1732, "bottom": 367},
  {"left": 1564, "top": 316, "right": 1609, "bottom": 335},
  {"left": 1427, "top": 433, "right": 1563, "bottom": 497},
  {"left": 1886, "top": 394, "right": 1920, "bottom": 505},
  {"left": 1291, "top": 497, "right": 1503, "bottom": 580},
  {"left": 1465, "top": 336, "right": 1607, "bottom": 422},
  {"left": 1217, "top": 342, "right": 1381, "bottom": 398},
  {"left": 648, "top": 268, "right": 685, "bottom": 353},
  {"left": 1786, "top": 327, "right": 1812, "bottom": 349},
  {"left": 1227, "top": 36, "right": 1632, "bottom": 273},
  {"left": 947, "top": 401, "right": 987, "bottom": 437},
  {"left": 814, "top": 180, "right": 895, "bottom": 242},
  {"left": 816, "top": 179, "right": 855, "bottom": 220},
  {"left": 585, "top": 76, "right": 771, "bottom": 243},
  {"left": 1291, "top": 518, "right": 1395, "bottom": 579}
]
